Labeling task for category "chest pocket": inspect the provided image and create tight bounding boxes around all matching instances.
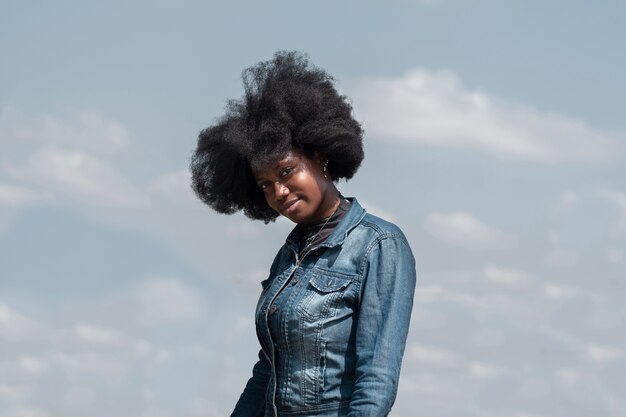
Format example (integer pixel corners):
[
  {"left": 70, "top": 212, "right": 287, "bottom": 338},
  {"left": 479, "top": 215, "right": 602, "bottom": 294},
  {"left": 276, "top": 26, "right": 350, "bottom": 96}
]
[{"left": 297, "top": 271, "right": 355, "bottom": 320}]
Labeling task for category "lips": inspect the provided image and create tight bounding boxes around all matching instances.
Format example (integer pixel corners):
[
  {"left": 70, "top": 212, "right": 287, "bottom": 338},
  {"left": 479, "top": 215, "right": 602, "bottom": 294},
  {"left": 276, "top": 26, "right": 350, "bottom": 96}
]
[{"left": 281, "top": 198, "right": 300, "bottom": 213}]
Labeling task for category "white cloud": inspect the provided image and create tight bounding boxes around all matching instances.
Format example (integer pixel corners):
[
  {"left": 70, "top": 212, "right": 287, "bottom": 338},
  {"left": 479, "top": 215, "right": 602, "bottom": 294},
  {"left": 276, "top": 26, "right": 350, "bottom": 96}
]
[
  {"left": 551, "top": 191, "right": 578, "bottom": 218},
  {"left": 153, "top": 348, "right": 172, "bottom": 365},
  {"left": 471, "top": 327, "right": 505, "bottom": 349},
  {"left": 547, "top": 247, "right": 579, "bottom": 268},
  {"left": 53, "top": 351, "right": 128, "bottom": 378},
  {"left": 608, "top": 247, "right": 623, "bottom": 263},
  {"left": 72, "top": 323, "right": 128, "bottom": 349},
  {"left": 138, "top": 405, "right": 174, "bottom": 417},
  {"left": 16, "top": 356, "right": 47, "bottom": 376},
  {"left": 5, "top": 406, "right": 49, "bottom": 417},
  {"left": 0, "top": 106, "right": 130, "bottom": 154},
  {"left": 0, "top": 184, "right": 38, "bottom": 207},
  {"left": 233, "top": 268, "right": 268, "bottom": 293},
  {"left": 601, "top": 189, "right": 626, "bottom": 235},
  {"left": 408, "top": 344, "right": 459, "bottom": 368},
  {"left": 556, "top": 368, "right": 582, "bottom": 386},
  {"left": 63, "top": 385, "right": 96, "bottom": 407},
  {"left": 0, "top": 108, "right": 150, "bottom": 231},
  {"left": 424, "top": 211, "right": 514, "bottom": 250},
  {"left": 226, "top": 220, "right": 261, "bottom": 239},
  {"left": 346, "top": 68, "right": 623, "bottom": 163},
  {"left": 536, "top": 326, "right": 581, "bottom": 349},
  {"left": 223, "top": 315, "right": 254, "bottom": 344},
  {"left": 0, "top": 384, "right": 30, "bottom": 402},
  {"left": 190, "top": 398, "right": 222, "bottom": 417},
  {"left": 0, "top": 184, "right": 40, "bottom": 233},
  {"left": 410, "top": 305, "right": 447, "bottom": 329},
  {"left": 134, "top": 340, "right": 154, "bottom": 357},
  {"left": 8, "top": 147, "right": 147, "bottom": 209},
  {"left": 414, "top": 272, "right": 543, "bottom": 321},
  {"left": 415, "top": 284, "right": 445, "bottom": 302},
  {"left": 482, "top": 265, "right": 533, "bottom": 289},
  {"left": 149, "top": 169, "right": 200, "bottom": 208},
  {"left": 447, "top": 292, "right": 539, "bottom": 321},
  {"left": 585, "top": 344, "right": 625, "bottom": 363},
  {"left": 547, "top": 230, "right": 560, "bottom": 245},
  {"left": 608, "top": 398, "right": 626, "bottom": 417},
  {"left": 361, "top": 200, "right": 397, "bottom": 222},
  {"left": 542, "top": 282, "right": 582, "bottom": 300},
  {"left": 138, "top": 279, "right": 205, "bottom": 324},
  {"left": 0, "top": 303, "right": 38, "bottom": 340},
  {"left": 396, "top": 373, "right": 469, "bottom": 415},
  {"left": 467, "top": 361, "right": 505, "bottom": 380}
]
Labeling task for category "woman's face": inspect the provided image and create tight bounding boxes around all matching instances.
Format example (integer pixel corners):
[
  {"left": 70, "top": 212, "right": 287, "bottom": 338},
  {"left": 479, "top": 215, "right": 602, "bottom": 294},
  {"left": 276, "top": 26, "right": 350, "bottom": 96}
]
[{"left": 252, "top": 150, "right": 338, "bottom": 224}]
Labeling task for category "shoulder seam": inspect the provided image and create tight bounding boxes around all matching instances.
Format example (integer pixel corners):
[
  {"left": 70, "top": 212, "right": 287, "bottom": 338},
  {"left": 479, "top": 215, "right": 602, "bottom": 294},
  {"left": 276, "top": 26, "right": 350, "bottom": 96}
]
[{"left": 357, "top": 232, "right": 406, "bottom": 275}]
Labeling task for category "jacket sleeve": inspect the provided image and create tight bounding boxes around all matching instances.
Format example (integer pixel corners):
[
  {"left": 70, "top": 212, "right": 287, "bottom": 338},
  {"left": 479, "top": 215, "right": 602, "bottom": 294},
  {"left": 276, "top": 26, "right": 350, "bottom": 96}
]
[
  {"left": 348, "top": 234, "right": 416, "bottom": 417},
  {"left": 230, "top": 349, "right": 271, "bottom": 417}
]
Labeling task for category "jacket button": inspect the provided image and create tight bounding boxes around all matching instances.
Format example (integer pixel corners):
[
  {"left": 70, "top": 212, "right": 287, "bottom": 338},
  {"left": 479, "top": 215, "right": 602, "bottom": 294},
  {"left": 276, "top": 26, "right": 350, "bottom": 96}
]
[
  {"left": 270, "top": 305, "right": 278, "bottom": 314},
  {"left": 291, "top": 277, "right": 298, "bottom": 285}
]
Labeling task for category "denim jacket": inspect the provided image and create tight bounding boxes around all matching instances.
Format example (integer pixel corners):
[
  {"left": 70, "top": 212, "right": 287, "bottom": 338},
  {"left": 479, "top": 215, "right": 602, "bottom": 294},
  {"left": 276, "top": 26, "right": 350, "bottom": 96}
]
[{"left": 231, "top": 198, "right": 416, "bottom": 417}]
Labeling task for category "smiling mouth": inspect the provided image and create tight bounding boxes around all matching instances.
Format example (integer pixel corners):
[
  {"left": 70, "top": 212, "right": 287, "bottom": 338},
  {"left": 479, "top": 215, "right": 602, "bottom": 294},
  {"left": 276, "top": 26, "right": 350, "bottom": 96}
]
[{"left": 281, "top": 198, "right": 299, "bottom": 213}]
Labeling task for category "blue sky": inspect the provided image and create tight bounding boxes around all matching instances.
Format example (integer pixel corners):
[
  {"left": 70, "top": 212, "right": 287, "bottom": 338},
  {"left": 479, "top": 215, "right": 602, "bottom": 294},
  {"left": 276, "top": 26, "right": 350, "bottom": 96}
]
[{"left": 1, "top": 1, "right": 625, "bottom": 416}]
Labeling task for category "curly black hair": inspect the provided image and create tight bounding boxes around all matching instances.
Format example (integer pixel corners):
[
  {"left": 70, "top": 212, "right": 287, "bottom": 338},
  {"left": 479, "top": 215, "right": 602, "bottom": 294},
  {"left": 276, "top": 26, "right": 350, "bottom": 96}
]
[{"left": 190, "top": 51, "right": 364, "bottom": 223}]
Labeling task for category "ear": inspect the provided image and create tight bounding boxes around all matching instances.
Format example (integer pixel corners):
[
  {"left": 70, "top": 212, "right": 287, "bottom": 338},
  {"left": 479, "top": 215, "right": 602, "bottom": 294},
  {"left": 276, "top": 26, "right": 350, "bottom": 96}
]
[{"left": 312, "top": 151, "right": 325, "bottom": 165}]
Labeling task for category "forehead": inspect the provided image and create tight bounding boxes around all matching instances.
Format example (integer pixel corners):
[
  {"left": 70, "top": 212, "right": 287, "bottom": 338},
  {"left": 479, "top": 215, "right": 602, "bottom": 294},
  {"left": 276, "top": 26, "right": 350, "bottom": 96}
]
[{"left": 251, "top": 150, "right": 308, "bottom": 177}]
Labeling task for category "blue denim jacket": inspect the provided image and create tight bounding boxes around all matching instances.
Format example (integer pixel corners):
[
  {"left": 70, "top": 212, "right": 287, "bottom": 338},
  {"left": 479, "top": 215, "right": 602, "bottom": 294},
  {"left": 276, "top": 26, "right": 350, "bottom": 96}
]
[{"left": 231, "top": 198, "right": 416, "bottom": 417}]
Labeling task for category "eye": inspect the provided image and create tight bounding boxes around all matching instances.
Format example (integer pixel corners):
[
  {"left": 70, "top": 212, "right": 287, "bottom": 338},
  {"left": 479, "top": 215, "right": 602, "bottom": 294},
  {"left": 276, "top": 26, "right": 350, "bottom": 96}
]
[
  {"left": 279, "top": 167, "right": 294, "bottom": 178},
  {"left": 258, "top": 182, "right": 270, "bottom": 192}
]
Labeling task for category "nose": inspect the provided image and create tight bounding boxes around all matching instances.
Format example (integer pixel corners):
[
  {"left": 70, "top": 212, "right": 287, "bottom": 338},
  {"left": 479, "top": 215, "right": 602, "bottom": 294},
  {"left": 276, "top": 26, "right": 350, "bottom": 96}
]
[{"left": 273, "top": 181, "right": 289, "bottom": 199}]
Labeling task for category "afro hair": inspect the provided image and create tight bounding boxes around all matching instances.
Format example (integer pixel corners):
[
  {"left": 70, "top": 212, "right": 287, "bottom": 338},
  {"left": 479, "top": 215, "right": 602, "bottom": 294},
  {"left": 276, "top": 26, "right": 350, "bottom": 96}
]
[{"left": 190, "top": 51, "right": 364, "bottom": 223}]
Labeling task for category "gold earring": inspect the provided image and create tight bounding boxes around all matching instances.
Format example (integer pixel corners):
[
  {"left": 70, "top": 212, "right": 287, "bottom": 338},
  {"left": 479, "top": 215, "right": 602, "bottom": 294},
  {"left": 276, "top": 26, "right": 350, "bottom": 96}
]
[{"left": 322, "top": 161, "right": 329, "bottom": 180}]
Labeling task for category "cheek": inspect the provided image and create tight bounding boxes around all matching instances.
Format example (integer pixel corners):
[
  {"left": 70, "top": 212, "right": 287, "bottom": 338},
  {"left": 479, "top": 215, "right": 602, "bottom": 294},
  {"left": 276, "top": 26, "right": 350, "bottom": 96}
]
[
  {"left": 268, "top": 198, "right": 280, "bottom": 211},
  {"left": 261, "top": 192, "right": 278, "bottom": 210},
  {"left": 289, "top": 171, "right": 324, "bottom": 202},
  {"left": 308, "top": 178, "right": 325, "bottom": 198},
  {"left": 298, "top": 182, "right": 321, "bottom": 202}
]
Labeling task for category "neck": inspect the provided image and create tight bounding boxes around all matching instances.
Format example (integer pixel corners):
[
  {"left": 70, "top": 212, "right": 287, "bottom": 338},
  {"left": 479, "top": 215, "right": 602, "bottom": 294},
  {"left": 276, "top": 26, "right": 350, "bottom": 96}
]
[{"left": 305, "top": 187, "right": 341, "bottom": 225}]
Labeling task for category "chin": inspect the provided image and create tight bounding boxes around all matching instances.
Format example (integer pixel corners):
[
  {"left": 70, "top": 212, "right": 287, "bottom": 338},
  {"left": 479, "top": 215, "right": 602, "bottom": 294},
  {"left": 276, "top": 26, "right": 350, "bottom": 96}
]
[
  {"left": 284, "top": 214, "right": 306, "bottom": 224},
  {"left": 283, "top": 210, "right": 313, "bottom": 224},
  {"left": 280, "top": 204, "right": 310, "bottom": 224}
]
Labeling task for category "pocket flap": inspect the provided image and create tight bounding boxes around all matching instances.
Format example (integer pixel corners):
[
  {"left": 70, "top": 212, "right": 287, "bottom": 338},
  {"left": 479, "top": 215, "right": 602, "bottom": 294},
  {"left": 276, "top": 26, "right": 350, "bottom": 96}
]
[{"left": 309, "top": 274, "right": 352, "bottom": 293}]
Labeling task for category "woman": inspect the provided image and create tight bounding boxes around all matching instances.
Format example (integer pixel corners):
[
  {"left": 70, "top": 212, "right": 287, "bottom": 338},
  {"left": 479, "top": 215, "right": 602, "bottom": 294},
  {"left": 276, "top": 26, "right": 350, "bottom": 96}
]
[{"left": 191, "top": 51, "right": 416, "bottom": 417}]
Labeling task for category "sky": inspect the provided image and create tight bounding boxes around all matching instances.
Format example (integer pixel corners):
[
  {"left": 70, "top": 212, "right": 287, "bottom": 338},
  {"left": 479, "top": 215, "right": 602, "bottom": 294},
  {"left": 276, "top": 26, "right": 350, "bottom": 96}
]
[{"left": 1, "top": 1, "right": 625, "bottom": 416}]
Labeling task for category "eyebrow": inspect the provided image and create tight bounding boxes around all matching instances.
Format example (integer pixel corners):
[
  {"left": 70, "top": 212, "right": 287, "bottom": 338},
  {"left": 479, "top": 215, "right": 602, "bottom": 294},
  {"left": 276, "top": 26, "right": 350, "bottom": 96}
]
[
  {"left": 268, "top": 157, "right": 296, "bottom": 172},
  {"left": 253, "top": 156, "right": 297, "bottom": 180}
]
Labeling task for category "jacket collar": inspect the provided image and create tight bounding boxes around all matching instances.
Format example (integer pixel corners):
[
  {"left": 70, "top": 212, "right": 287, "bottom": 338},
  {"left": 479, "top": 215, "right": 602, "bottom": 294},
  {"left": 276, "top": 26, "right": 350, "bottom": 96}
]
[{"left": 285, "top": 197, "right": 366, "bottom": 252}]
